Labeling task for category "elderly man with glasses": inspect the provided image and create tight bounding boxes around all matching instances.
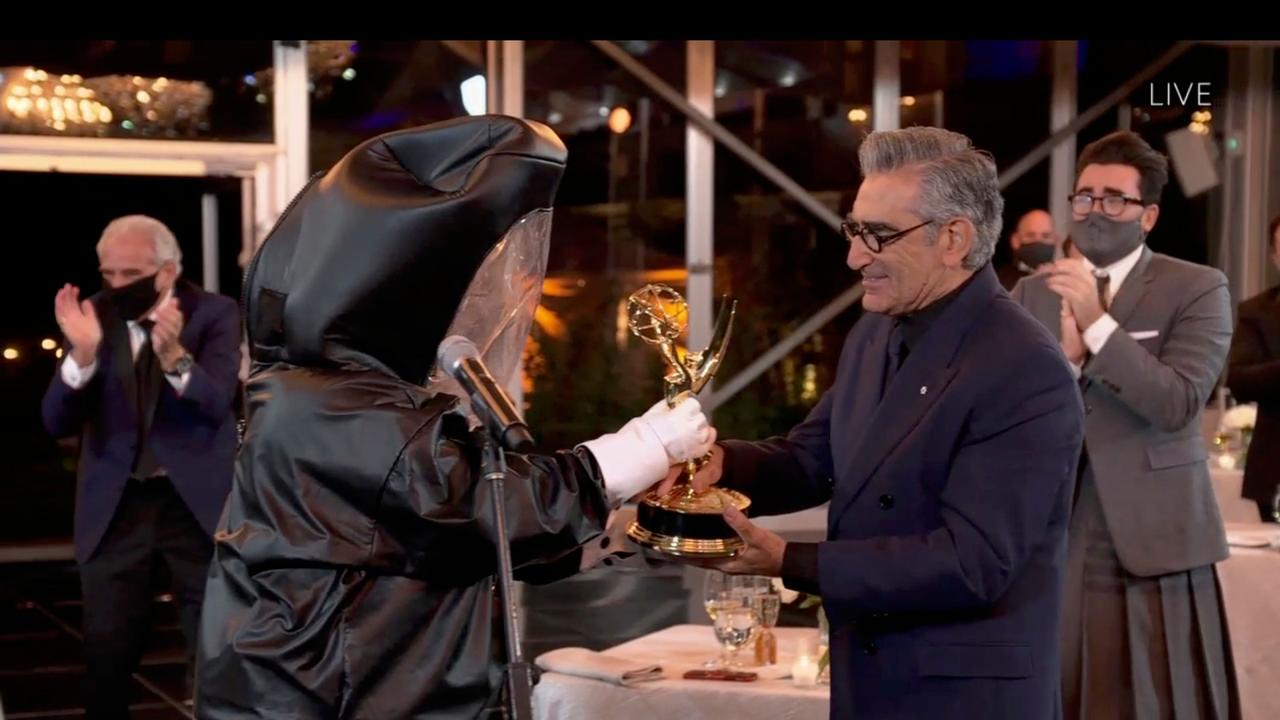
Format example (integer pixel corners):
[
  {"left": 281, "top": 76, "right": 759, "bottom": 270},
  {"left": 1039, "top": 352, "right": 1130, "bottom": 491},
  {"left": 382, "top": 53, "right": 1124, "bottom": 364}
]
[
  {"left": 1011, "top": 131, "right": 1237, "bottom": 719},
  {"left": 662, "top": 127, "right": 1085, "bottom": 719}
]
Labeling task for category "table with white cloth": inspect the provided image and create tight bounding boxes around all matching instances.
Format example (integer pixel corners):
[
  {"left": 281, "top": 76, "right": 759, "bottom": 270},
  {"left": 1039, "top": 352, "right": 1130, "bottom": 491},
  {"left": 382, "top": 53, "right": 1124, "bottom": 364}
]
[
  {"left": 1217, "top": 522, "right": 1280, "bottom": 720},
  {"left": 1210, "top": 467, "right": 1261, "bottom": 523},
  {"left": 533, "top": 624, "right": 829, "bottom": 720}
]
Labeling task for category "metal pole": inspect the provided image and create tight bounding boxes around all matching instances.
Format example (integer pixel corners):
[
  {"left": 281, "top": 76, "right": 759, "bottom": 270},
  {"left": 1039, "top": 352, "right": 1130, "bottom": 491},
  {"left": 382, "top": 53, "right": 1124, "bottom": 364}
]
[
  {"left": 481, "top": 433, "right": 533, "bottom": 720},
  {"left": 687, "top": 41, "right": 716, "bottom": 356},
  {"left": 502, "top": 40, "right": 524, "bottom": 118},
  {"left": 201, "top": 193, "right": 220, "bottom": 292},
  {"left": 591, "top": 40, "right": 843, "bottom": 232},
  {"left": 272, "top": 41, "right": 310, "bottom": 204},
  {"left": 239, "top": 177, "right": 255, "bottom": 267},
  {"left": 1049, "top": 41, "right": 1078, "bottom": 237},
  {"left": 485, "top": 41, "right": 501, "bottom": 114},
  {"left": 1239, "top": 45, "right": 1275, "bottom": 300},
  {"left": 873, "top": 41, "right": 901, "bottom": 132}
]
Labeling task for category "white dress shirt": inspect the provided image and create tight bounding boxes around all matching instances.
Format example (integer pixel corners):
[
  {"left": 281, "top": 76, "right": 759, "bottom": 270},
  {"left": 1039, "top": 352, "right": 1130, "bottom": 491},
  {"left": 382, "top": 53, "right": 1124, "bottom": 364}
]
[
  {"left": 1069, "top": 244, "right": 1145, "bottom": 376},
  {"left": 60, "top": 292, "right": 191, "bottom": 394}
]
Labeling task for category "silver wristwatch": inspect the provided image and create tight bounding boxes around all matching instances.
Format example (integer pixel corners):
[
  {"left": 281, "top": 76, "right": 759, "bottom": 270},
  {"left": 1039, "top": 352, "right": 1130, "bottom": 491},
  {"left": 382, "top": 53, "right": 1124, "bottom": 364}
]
[{"left": 167, "top": 352, "right": 195, "bottom": 376}]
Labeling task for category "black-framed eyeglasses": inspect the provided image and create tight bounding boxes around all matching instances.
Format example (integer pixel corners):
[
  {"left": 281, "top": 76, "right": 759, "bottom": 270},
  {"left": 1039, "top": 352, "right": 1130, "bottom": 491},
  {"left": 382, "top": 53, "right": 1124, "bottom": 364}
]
[
  {"left": 840, "top": 219, "right": 934, "bottom": 253},
  {"left": 1068, "top": 192, "right": 1145, "bottom": 218}
]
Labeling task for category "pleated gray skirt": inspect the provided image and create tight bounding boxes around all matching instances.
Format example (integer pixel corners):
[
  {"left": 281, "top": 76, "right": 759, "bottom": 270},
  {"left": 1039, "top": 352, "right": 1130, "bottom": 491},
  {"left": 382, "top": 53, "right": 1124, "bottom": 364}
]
[{"left": 1061, "top": 474, "right": 1239, "bottom": 719}]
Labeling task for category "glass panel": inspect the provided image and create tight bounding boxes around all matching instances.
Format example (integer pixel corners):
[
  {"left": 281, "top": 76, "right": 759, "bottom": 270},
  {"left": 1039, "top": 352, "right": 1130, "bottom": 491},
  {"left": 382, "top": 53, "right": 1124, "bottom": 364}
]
[
  {"left": 308, "top": 40, "right": 483, "bottom": 172},
  {"left": 709, "top": 41, "right": 869, "bottom": 440},
  {"left": 0, "top": 41, "right": 273, "bottom": 141},
  {"left": 521, "top": 41, "right": 689, "bottom": 451}
]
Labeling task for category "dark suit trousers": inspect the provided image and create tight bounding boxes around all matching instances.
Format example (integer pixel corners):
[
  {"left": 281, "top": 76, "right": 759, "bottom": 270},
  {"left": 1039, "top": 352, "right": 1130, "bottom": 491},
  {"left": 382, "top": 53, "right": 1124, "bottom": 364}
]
[{"left": 78, "top": 478, "right": 213, "bottom": 719}]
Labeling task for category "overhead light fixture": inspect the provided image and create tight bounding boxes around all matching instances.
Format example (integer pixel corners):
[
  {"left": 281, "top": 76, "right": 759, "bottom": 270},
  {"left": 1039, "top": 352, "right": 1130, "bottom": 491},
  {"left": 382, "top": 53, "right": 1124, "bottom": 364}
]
[
  {"left": 847, "top": 108, "right": 868, "bottom": 123},
  {"left": 607, "top": 107, "right": 632, "bottom": 134}
]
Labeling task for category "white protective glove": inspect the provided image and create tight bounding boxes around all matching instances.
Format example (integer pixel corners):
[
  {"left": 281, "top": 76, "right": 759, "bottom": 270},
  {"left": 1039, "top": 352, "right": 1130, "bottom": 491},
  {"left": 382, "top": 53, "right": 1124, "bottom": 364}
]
[{"left": 579, "top": 396, "right": 716, "bottom": 507}]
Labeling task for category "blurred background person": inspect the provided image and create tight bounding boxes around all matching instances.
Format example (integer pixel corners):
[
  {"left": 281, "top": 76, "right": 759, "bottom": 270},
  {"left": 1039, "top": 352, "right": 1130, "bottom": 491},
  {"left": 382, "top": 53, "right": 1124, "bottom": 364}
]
[
  {"left": 997, "top": 208, "right": 1062, "bottom": 290},
  {"left": 1227, "top": 214, "right": 1280, "bottom": 523}
]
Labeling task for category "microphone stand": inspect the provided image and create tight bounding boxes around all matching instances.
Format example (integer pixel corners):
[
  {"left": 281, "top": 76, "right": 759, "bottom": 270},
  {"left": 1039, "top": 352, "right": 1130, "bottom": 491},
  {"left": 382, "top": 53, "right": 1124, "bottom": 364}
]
[{"left": 477, "top": 410, "right": 534, "bottom": 720}]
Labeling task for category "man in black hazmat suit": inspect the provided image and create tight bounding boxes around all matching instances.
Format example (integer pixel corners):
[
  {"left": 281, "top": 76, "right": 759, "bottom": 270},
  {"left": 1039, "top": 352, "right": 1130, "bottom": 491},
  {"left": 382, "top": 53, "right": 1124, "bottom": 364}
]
[{"left": 195, "top": 116, "right": 714, "bottom": 718}]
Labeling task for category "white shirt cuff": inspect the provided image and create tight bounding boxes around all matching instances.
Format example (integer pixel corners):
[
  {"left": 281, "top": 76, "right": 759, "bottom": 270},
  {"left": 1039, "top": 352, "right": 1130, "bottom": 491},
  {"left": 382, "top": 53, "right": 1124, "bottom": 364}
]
[
  {"left": 1068, "top": 361, "right": 1083, "bottom": 380},
  {"left": 165, "top": 370, "right": 192, "bottom": 396},
  {"left": 578, "top": 417, "right": 670, "bottom": 507},
  {"left": 1083, "top": 313, "right": 1119, "bottom": 355},
  {"left": 61, "top": 355, "right": 97, "bottom": 389}
]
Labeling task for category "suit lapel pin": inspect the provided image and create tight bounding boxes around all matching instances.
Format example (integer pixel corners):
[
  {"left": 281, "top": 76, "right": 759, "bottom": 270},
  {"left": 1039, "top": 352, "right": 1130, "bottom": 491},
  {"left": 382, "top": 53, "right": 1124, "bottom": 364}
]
[{"left": 920, "top": 386, "right": 928, "bottom": 395}]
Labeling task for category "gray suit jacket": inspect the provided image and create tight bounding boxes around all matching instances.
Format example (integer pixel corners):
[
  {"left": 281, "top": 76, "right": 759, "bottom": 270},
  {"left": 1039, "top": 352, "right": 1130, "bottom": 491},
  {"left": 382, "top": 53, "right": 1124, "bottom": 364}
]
[{"left": 1011, "top": 248, "right": 1231, "bottom": 577}]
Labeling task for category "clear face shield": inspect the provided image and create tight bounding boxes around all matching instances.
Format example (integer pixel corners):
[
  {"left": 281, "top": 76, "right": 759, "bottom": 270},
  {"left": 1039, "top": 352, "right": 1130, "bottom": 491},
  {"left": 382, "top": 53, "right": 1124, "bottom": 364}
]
[{"left": 426, "top": 210, "right": 552, "bottom": 421}]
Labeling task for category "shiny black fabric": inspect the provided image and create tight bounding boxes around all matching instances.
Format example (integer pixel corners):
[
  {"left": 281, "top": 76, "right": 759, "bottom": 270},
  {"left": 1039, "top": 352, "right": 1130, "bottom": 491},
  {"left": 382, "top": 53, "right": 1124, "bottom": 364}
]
[{"left": 196, "top": 116, "right": 609, "bottom": 718}]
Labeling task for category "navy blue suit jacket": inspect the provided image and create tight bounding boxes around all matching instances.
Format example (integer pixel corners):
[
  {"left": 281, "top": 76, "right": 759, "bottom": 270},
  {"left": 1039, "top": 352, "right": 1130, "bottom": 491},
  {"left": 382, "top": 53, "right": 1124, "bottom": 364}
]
[
  {"left": 42, "top": 279, "right": 240, "bottom": 563},
  {"left": 721, "top": 266, "right": 1084, "bottom": 719}
]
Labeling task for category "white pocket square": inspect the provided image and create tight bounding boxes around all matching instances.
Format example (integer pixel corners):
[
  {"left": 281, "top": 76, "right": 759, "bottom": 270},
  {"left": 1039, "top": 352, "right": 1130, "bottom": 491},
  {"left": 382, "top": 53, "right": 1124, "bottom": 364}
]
[{"left": 1129, "top": 330, "right": 1159, "bottom": 340}]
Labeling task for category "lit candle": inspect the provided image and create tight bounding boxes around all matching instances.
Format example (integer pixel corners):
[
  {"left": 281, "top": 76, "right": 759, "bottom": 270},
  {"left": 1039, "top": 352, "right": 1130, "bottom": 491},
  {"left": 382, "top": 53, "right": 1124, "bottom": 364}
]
[{"left": 792, "top": 654, "right": 819, "bottom": 686}]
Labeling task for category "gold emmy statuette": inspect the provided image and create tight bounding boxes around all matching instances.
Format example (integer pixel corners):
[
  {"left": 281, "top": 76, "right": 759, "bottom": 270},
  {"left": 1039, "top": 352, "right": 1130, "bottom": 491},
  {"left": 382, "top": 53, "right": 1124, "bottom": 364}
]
[{"left": 623, "top": 284, "right": 750, "bottom": 558}]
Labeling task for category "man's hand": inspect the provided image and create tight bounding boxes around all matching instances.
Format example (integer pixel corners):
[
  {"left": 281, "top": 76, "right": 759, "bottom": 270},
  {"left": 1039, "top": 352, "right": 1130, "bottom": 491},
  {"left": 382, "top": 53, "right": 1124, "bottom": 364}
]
[
  {"left": 654, "top": 443, "right": 725, "bottom": 498},
  {"left": 150, "top": 297, "right": 187, "bottom": 372},
  {"left": 54, "top": 284, "right": 102, "bottom": 366},
  {"left": 1059, "top": 298, "right": 1087, "bottom": 366},
  {"left": 1045, "top": 258, "right": 1105, "bottom": 332},
  {"left": 698, "top": 506, "right": 786, "bottom": 576}
]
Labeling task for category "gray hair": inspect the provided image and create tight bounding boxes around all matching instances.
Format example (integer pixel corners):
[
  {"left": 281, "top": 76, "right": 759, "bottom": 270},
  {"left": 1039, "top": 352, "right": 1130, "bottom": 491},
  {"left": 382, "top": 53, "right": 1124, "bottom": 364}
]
[
  {"left": 96, "top": 215, "right": 183, "bottom": 275},
  {"left": 858, "top": 127, "right": 1004, "bottom": 270}
]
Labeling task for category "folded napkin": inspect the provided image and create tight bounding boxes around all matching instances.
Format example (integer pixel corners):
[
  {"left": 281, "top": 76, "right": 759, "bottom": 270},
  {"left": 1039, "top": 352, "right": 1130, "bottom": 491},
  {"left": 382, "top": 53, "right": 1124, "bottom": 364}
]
[
  {"left": 536, "top": 647, "right": 664, "bottom": 686},
  {"left": 1226, "top": 527, "right": 1280, "bottom": 548}
]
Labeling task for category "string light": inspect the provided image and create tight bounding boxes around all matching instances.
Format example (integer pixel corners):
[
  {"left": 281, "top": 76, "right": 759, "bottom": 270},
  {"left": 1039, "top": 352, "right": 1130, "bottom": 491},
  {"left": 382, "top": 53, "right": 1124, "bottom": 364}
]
[
  {"left": 0, "top": 66, "right": 209, "bottom": 137},
  {"left": 246, "top": 40, "right": 358, "bottom": 101}
]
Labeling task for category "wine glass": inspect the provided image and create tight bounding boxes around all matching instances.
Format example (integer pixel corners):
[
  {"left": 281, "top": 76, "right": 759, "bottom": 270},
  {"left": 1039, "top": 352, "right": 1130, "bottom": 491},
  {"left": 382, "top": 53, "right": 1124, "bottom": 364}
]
[
  {"left": 712, "top": 596, "right": 759, "bottom": 668},
  {"left": 701, "top": 571, "right": 732, "bottom": 667}
]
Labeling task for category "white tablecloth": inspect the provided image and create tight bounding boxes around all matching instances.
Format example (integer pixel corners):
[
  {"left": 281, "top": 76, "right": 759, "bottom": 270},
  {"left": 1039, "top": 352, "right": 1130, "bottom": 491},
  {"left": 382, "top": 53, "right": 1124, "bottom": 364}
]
[
  {"left": 1218, "top": 523, "right": 1280, "bottom": 720},
  {"left": 1211, "top": 467, "right": 1261, "bottom": 523},
  {"left": 533, "top": 625, "right": 828, "bottom": 720}
]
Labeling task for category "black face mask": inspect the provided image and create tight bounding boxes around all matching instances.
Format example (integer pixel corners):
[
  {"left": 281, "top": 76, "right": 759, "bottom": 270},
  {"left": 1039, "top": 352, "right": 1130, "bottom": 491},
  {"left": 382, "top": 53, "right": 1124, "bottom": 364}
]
[
  {"left": 104, "top": 273, "right": 160, "bottom": 320},
  {"left": 1014, "top": 242, "right": 1056, "bottom": 269},
  {"left": 1071, "top": 214, "right": 1146, "bottom": 268}
]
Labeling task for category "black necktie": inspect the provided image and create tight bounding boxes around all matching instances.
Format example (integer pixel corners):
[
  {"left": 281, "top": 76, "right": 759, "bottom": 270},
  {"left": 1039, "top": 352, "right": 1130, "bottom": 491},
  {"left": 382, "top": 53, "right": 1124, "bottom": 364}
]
[
  {"left": 883, "top": 324, "right": 909, "bottom": 395},
  {"left": 1094, "top": 271, "right": 1111, "bottom": 313},
  {"left": 133, "top": 320, "right": 161, "bottom": 478}
]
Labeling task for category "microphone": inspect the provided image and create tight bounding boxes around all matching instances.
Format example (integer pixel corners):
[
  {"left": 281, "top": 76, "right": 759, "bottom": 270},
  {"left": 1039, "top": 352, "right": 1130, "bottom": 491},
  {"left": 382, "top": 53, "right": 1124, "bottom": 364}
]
[{"left": 437, "top": 335, "right": 535, "bottom": 452}]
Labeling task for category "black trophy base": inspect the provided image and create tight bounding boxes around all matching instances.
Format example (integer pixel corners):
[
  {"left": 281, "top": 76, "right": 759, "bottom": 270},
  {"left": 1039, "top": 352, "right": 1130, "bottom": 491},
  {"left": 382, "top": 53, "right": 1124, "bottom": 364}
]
[{"left": 625, "top": 487, "right": 751, "bottom": 558}]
